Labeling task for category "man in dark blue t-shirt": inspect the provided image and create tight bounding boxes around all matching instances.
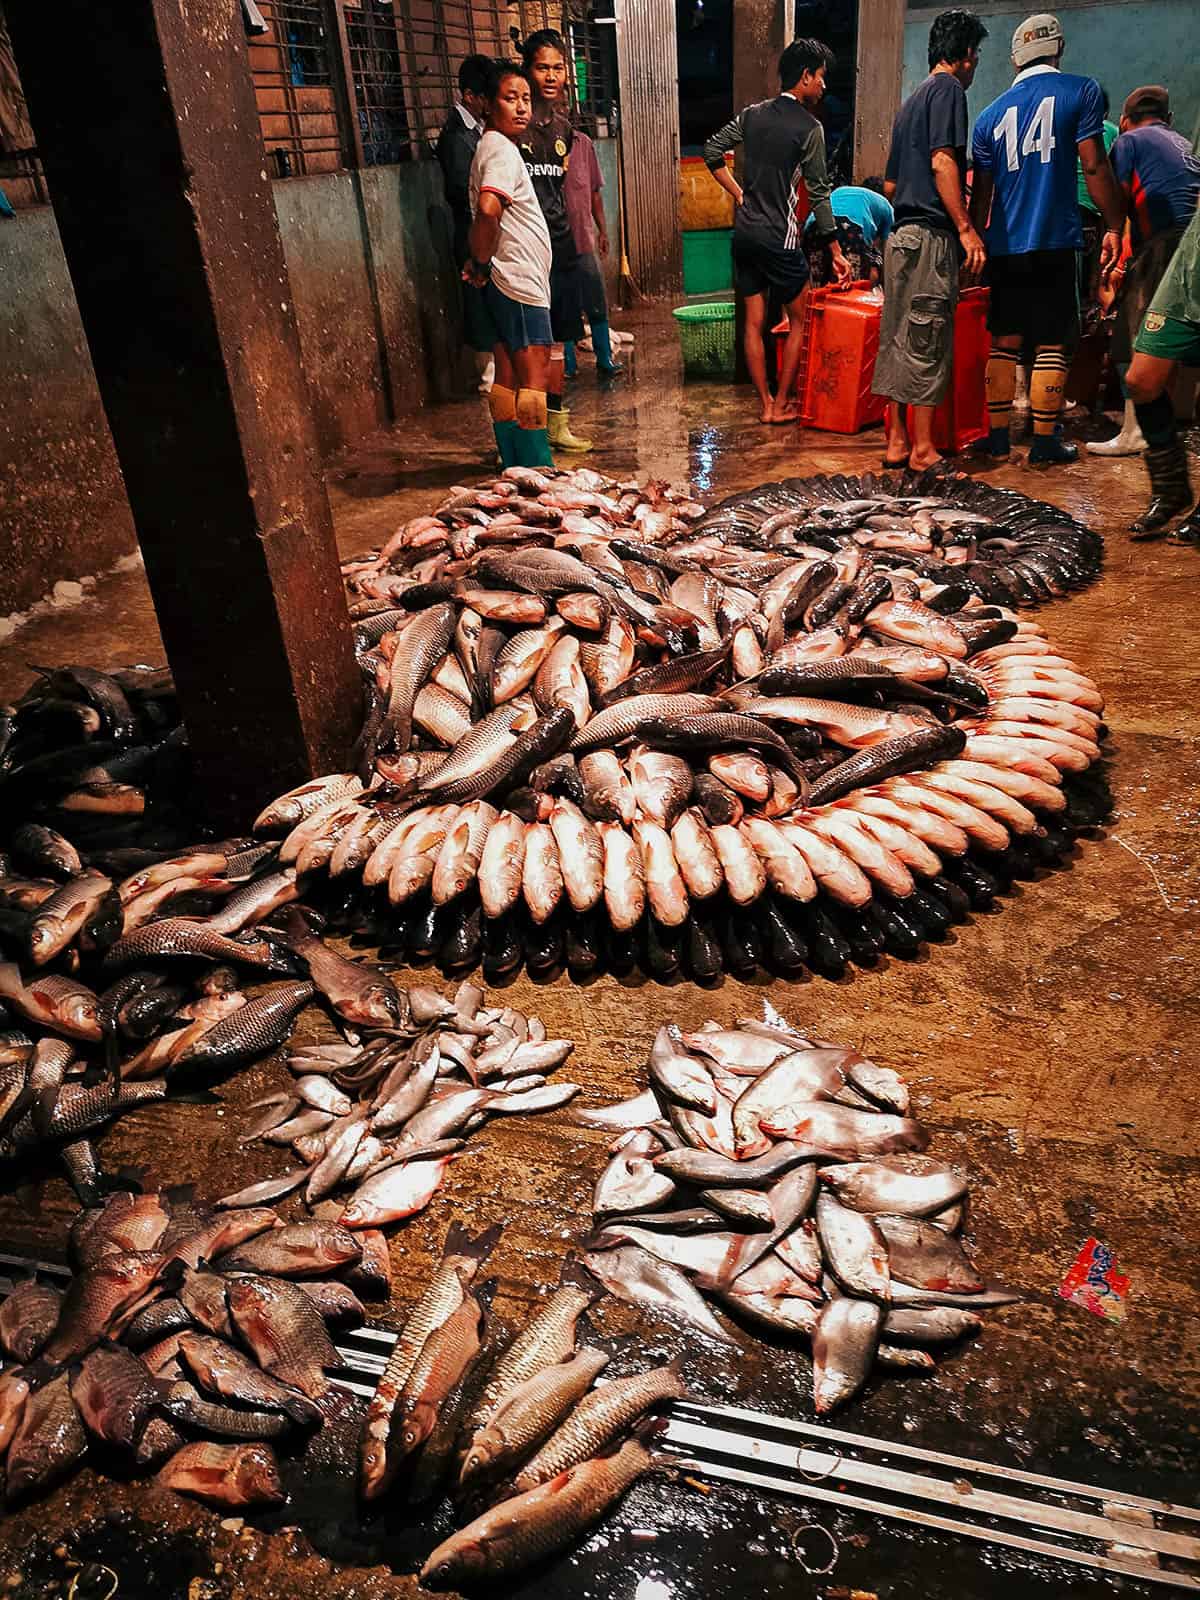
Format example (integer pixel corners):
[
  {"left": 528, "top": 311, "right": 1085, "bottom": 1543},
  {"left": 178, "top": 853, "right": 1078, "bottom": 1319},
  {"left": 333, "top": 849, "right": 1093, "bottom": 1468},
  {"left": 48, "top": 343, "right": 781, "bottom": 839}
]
[
  {"left": 871, "top": 9, "right": 989, "bottom": 471},
  {"left": 968, "top": 14, "right": 1124, "bottom": 465}
]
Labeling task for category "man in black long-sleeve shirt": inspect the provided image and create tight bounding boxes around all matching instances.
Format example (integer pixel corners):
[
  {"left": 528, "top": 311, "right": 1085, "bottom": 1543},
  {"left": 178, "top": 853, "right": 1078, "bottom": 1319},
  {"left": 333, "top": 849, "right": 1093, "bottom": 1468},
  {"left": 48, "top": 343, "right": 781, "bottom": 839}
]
[
  {"left": 705, "top": 38, "right": 850, "bottom": 423},
  {"left": 437, "top": 55, "right": 494, "bottom": 385}
]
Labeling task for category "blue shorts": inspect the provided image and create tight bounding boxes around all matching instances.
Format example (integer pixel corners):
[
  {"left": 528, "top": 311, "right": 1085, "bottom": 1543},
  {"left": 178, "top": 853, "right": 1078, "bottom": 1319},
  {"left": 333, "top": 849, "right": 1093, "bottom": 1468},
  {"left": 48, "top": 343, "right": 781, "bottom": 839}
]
[{"left": 480, "top": 281, "right": 553, "bottom": 352}]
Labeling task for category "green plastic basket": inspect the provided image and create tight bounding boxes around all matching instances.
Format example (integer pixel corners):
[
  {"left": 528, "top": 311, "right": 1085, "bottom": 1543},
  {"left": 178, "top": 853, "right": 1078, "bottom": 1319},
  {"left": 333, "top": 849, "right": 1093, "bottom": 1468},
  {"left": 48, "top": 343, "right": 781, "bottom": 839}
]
[{"left": 673, "top": 301, "right": 736, "bottom": 379}]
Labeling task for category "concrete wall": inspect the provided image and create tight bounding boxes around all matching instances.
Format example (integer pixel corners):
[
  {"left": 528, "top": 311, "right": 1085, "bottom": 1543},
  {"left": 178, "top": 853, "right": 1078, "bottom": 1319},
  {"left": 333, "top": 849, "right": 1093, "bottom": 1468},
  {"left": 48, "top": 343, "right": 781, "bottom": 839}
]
[
  {"left": 0, "top": 208, "right": 138, "bottom": 612},
  {"left": 0, "top": 147, "right": 525, "bottom": 612},
  {"left": 904, "top": 0, "right": 1200, "bottom": 143}
]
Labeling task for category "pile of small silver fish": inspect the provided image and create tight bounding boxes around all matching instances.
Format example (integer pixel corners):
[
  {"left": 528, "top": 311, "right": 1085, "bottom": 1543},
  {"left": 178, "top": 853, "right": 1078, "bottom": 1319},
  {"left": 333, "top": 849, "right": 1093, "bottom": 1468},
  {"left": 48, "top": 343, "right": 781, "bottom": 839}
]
[
  {"left": 239, "top": 977, "right": 578, "bottom": 1227},
  {"left": 320, "top": 463, "right": 1109, "bottom": 977},
  {"left": 579, "top": 1007, "right": 1016, "bottom": 1414},
  {"left": 686, "top": 469, "right": 1103, "bottom": 604},
  {"left": 0, "top": 1187, "right": 385, "bottom": 1509},
  {"left": 358, "top": 1221, "right": 681, "bottom": 1588}
]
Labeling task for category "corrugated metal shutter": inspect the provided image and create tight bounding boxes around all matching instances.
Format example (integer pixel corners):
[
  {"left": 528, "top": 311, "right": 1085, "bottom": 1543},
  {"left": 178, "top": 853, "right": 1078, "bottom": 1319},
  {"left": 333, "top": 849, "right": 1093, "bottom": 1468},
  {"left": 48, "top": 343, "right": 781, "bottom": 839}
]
[{"left": 615, "top": 0, "right": 682, "bottom": 298}]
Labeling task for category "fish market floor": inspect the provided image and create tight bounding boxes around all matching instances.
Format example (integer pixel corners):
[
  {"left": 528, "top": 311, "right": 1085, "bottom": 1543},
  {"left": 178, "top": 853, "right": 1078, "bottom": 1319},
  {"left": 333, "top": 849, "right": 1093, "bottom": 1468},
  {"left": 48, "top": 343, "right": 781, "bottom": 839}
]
[{"left": 0, "top": 306, "right": 1197, "bottom": 1599}]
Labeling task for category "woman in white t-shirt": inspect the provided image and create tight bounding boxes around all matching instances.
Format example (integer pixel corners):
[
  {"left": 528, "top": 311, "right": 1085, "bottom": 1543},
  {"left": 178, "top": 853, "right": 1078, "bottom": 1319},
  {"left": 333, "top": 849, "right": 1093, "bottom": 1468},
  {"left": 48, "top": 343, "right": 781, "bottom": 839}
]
[{"left": 465, "top": 63, "right": 555, "bottom": 468}]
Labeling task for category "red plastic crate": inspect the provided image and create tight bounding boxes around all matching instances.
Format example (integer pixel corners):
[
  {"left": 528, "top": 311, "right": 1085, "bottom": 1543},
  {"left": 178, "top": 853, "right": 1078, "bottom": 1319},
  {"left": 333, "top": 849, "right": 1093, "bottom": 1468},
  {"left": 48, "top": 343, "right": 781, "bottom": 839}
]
[
  {"left": 773, "top": 282, "right": 991, "bottom": 448},
  {"left": 773, "top": 283, "right": 888, "bottom": 433},
  {"left": 904, "top": 286, "right": 991, "bottom": 452}
]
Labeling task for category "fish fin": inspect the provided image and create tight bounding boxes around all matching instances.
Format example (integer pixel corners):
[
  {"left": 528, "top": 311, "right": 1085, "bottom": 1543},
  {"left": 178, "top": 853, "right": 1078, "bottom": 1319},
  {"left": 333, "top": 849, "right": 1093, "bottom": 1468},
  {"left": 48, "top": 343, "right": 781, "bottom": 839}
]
[
  {"left": 557, "top": 1254, "right": 605, "bottom": 1299},
  {"left": 444, "top": 1220, "right": 503, "bottom": 1266},
  {"left": 19, "top": 1355, "right": 56, "bottom": 1389},
  {"left": 162, "top": 1084, "right": 221, "bottom": 1106},
  {"left": 630, "top": 1412, "right": 673, "bottom": 1447},
  {"left": 155, "top": 1257, "right": 188, "bottom": 1296}
]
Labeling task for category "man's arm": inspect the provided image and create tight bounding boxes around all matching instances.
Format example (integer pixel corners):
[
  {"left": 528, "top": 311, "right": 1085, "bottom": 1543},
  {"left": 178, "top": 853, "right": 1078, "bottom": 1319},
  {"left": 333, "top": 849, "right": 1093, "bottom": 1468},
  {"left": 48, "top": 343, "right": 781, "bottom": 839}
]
[
  {"left": 465, "top": 191, "right": 504, "bottom": 284},
  {"left": 883, "top": 179, "right": 897, "bottom": 202},
  {"left": 705, "top": 113, "right": 745, "bottom": 206},
  {"left": 590, "top": 186, "right": 610, "bottom": 257},
  {"left": 798, "top": 122, "right": 851, "bottom": 284},
  {"left": 1078, "top": 133, "right": 1125, "bottom": 273},
  {"left": 968, "top": 168, "right": 993, "bottom": 235},
  {"left": 931, "top": 147, "right": 985, "bottom": 278}
]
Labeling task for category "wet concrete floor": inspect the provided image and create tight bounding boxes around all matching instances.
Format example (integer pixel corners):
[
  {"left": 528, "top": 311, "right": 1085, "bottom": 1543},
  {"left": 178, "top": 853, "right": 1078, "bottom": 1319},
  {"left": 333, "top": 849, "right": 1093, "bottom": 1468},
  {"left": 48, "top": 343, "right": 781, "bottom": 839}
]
[{"left": 0, "top": 306, "right": 1197, "bottom": 1598}]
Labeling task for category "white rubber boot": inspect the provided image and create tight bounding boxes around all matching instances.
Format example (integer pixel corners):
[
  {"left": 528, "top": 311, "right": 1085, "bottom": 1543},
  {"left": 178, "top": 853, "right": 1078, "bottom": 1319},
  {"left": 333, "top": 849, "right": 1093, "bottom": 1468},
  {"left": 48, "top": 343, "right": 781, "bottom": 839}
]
[{"left": 1086, "top": 399, "right": 1147, "bottom": 457}]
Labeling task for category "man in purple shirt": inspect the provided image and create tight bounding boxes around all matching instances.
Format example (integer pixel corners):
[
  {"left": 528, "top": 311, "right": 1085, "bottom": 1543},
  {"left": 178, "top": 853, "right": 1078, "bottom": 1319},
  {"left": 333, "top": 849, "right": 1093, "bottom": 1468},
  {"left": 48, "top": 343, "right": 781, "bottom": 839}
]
[
  {"left": 1090, "top": 86, "right": 1200, "bottom": 480},
  {"left": 561, "top": 128, "right": 622, "bottom": 377}
]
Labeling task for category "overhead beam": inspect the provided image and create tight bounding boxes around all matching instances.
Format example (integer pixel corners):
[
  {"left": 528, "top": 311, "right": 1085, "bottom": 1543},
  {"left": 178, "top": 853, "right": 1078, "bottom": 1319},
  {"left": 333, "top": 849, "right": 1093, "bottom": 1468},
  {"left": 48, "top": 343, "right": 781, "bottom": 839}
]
[
  {"left": 854, "top": 0, "right": 906, "bottom": 181},
  {"left": 5, "top": 0, "right": 361, "bottom": 827}
]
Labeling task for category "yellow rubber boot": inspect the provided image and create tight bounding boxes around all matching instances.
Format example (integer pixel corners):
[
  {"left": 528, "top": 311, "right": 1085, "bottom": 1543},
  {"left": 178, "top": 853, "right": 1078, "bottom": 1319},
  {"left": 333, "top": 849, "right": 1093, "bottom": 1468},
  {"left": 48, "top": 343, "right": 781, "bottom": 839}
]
[{"left": 547, "top": 407, "right": 593, "bottom": 453}]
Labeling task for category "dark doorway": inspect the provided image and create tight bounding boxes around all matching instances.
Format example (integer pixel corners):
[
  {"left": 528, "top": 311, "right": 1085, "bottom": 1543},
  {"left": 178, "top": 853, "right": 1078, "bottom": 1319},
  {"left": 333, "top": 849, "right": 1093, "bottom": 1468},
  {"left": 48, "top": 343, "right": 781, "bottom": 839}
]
[
  {"left": 676, "top": 0, "right": 858, "bottom": 177},
  {"left": 676, "top": 0, "right": 733, "bottom": 154},
  {"left": 793, "top": 0, "right": 857, "bottom": 182}
]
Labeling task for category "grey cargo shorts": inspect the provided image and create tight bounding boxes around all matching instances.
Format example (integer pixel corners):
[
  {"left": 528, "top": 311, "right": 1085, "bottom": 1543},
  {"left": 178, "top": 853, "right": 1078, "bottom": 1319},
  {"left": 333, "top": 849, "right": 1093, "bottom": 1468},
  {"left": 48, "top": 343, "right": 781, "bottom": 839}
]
[{"left": 871, "top": 223, "right": 959, "bottom": 407}]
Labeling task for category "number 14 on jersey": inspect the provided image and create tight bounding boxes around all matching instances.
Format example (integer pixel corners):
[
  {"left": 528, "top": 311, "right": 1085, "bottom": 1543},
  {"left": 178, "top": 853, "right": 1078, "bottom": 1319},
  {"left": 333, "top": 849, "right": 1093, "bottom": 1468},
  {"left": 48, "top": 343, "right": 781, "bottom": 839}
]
[{"left": 995, "top": 95, "right": 1057, "bottom": 172}]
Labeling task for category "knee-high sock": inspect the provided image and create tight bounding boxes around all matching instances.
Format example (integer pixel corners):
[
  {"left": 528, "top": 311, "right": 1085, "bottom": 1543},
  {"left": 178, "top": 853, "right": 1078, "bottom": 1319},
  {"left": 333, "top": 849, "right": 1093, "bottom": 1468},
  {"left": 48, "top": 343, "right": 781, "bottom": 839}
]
[
  {"left": 985, "top": 346, "right": 1019, "bottom": 433},
  {"left": 488, "top": 384, "right": 519, "bottom": 467},
  {"left": 1133, "top": 391, "right": 1177, "bottom": 448},
  {"left": 513, "top": 387, "right": 553, "bottom": 466},
  {"left": 1030, "top": 346, "right": 1070, "bottom": 436}
]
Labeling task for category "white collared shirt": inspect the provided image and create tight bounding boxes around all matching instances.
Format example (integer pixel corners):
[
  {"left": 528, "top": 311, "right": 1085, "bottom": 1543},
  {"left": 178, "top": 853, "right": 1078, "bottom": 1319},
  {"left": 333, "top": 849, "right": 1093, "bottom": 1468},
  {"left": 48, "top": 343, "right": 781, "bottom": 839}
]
[{"left": 457, "top": 102, "right": 481, "bottom": 133}]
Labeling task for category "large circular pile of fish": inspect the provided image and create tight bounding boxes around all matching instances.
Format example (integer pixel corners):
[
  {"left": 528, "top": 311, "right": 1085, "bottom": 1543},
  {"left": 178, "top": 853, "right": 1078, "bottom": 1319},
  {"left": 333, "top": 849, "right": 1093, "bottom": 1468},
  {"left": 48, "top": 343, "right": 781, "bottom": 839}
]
[
  {"left": 579, "top": 1009, "right": 1014, "bottom": 1414},
  {"left": 324, "top": 464, "right": 1109, "bottom": 979},
  {"left": 686, "top": 469, "right": 1103, "bottom": 604},
  {"left": 0, "top": 1187, "right": 387, "bottom": 1509}
]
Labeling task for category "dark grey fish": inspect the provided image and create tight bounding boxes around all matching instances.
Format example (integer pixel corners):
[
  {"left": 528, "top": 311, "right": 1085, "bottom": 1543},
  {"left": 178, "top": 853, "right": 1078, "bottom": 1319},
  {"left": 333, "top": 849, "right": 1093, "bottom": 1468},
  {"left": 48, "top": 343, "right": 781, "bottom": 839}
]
[
  {"left": 380, "top": 601, "right": 458, "bottom": 754},
  {"left": 170, "top": 981, "right": 316, "bottom": 1070},
  {"left": 102, "top": 918, "right": 298, "bottom": 975},
  {"left": 808, "top": 725, "right": 967, "bottom": 806},
  {"left": 426, "top": 707, "right": 576, "bottom": 804},
  {"left": 567, "top": 694, "right": 725, "bottom": 755},
  {"left": 635, "top": 711, "right": 812, "bottom": 791}
]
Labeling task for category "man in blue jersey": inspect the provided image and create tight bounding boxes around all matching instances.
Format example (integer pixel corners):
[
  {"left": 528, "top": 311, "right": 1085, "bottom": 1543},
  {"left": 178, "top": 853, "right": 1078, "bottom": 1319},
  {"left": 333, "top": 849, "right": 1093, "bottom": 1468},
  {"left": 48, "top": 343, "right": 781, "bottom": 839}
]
[{"left": 968, "top": 14, "right": 1124, "bottom": 465}]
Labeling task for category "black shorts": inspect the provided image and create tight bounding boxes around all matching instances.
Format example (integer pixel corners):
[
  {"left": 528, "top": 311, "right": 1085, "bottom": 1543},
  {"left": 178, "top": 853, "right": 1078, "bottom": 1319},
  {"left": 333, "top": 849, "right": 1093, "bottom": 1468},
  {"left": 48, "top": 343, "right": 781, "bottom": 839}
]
[
  {"left": 986, "top": 249, "right": 1079, "bottom": 345},
  {"left": 732, "top": 234, "right": 810, "bottom": 302},
  {"left": 550, "top": 257, "right": 586, "bottom": 343}
]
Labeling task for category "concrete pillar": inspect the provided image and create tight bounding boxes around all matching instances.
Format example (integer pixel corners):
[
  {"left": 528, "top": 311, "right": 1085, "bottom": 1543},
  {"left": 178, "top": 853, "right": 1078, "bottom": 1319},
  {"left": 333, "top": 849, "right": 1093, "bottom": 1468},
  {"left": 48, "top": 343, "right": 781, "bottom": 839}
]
[
  {"left": 854, "top": 0, "right": 906, "bottom": 181},
  {"left": 615, "top": 0, "right": 682, "bottom": 297},
  {"left": 731, "top": 0, "right": 785, "bottom": 380},
  {"left": 733, "top": 0, "right": 786, "bottom": 115},
  {"left": 5, "top": 0, "right": 361, "bottom": 827}
]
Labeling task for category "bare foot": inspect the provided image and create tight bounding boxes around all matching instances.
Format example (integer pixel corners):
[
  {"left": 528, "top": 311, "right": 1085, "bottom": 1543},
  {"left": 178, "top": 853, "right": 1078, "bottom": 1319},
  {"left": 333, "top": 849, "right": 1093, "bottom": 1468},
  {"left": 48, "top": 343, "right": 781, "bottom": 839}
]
[
  {"left": 908, "top": 451, "right": 944, "bottom": 471},
  {"left": 770, "top": 403, "right": 801, "bottom": 424},
  {"left": 759, "top": 399, "right": 774, "bottom": 423}
]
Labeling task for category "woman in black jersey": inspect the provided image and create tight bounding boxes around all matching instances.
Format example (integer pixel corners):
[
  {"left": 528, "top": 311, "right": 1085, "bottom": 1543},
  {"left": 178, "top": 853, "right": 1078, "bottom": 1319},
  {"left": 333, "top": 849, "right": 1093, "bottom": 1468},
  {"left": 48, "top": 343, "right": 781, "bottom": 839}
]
[{"left": 521, "top": 29, "right": 594, "bottom": 453}]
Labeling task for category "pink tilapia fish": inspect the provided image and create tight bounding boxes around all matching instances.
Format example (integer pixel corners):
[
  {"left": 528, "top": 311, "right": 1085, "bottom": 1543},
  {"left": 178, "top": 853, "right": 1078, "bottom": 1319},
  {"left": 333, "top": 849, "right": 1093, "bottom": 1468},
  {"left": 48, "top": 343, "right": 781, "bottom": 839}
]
[
  {"left": 340, "top": 1151, "right": 457, "bottom": 1228},
  {"left": 157, "top": 1441, "right": 286, "bottom": 1507},
  {"left": 760, "top": 1102, "right": 928, "bottom": 1160}
]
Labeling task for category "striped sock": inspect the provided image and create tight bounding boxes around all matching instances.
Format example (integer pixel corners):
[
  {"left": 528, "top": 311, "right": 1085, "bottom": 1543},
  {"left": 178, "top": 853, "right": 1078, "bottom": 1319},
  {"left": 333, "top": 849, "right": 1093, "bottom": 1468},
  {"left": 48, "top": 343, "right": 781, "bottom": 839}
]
[
  {"left": 985, "top": 347, "right": 1019, "bottom": 433},
  {"left": 1031, "top": 346, "right": 1070, "bottom": 437}
]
